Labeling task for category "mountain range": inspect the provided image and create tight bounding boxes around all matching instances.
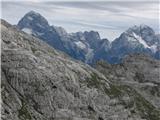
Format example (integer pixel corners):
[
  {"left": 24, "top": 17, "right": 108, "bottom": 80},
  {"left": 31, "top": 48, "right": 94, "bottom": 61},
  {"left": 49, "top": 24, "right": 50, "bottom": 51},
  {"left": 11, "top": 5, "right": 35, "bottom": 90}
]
[
  {"left": 17, "top": 11, "right": 160, "bottom": 64},
  {"left": 2, "top": 19, "right": 160, "bottom": 120}
]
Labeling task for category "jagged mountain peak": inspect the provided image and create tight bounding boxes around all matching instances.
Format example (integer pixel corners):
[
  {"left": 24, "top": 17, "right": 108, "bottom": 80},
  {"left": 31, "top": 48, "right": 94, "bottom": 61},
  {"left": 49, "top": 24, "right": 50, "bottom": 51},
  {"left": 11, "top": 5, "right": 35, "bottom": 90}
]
[
  {"left": 110, "top": 24, "right": 159, "bottom": 63},
  {"left": 52, "top": 25, "right": 68, "bottom": 36},
  {"left": 126, "top": 24, "right": 155, "bottom": 35},
  {"left": 17, "top": 11, "right": 50, "bottom": 34},
  {"left": 125, "top": 24, "right": 156, "bottom": 44},
  {"left": 84, "top": 30, "right": 101, "bottom": 40},
  {"left": 25, "top": 10, "right": 41, "bottom": 16},
  {"left": 116, "top": 24, "right": 157, "bottom": 47}
]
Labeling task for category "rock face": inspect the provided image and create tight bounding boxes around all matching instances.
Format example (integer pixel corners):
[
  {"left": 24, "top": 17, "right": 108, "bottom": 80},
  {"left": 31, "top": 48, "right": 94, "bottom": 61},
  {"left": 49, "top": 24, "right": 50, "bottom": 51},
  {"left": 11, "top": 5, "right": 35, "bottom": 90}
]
[
  {"left": 17, "top": 11, "right": 50, "bottom": 33},
  {"left": 17, "top": 11, "right": 66, "bottom": 52},
  {"left": 17, "top": 11, "right": 160, "bottom": 64}
]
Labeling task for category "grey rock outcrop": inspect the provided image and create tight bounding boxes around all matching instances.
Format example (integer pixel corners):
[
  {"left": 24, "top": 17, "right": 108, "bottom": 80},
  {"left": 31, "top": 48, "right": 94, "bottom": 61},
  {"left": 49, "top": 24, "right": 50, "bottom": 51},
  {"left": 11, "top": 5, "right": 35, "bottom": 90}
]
[{"left": 96, "top": 54, "right": 160, "bottom": 119}]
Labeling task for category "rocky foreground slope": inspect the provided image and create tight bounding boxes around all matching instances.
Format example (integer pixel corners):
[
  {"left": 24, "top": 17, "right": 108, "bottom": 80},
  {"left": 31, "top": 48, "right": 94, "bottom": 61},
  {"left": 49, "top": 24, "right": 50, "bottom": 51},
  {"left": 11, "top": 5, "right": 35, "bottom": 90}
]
[
  {"left": 1, "top": 20, "right": 160, "bottom": 120},
  {"left": 96, "top": 54, "right": 160, "bottom": 119},
  {"left": 96, "top": 54, "right": 160, "bottom": 108}
]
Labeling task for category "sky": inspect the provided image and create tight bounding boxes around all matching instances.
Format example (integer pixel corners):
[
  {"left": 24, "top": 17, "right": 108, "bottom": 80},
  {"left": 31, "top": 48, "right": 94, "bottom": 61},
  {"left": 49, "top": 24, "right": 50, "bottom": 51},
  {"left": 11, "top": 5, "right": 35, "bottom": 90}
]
[{"left": 1, "top": 0, "right": 159, "bottom": 41}]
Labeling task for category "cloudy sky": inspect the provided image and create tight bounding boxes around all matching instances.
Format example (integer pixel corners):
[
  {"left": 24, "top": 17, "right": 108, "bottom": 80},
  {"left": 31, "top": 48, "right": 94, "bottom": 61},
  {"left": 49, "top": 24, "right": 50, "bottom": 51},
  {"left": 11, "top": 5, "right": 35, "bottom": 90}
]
[{"left": 1, "top": 0, "right": 159, "bottom": 40}]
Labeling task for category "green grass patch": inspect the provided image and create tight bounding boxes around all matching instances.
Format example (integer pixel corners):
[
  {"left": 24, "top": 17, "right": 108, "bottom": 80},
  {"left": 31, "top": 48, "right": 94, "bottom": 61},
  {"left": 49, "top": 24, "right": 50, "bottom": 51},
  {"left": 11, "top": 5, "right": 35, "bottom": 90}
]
[
  {"left": 31, "top": 46, "right": 37, "bottom": 53},
  {"left": 87, "top": 73, "right": 102, "bottom": 89},
  {"left": 18, "top": 99, "right": 32, "bottom": 120},
  {"left": 86, "top": 71, "right": 160, "bottom": 120},
  {"left": 134, "top": 94, "right": 160, "bottom": 120}
]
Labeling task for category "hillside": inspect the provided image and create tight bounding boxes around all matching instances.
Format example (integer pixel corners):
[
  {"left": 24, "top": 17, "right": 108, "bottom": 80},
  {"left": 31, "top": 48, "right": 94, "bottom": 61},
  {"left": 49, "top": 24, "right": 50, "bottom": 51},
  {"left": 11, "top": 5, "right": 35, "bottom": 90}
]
[{"left": 1, "top": 19, "right": 160, "bottom": 120}]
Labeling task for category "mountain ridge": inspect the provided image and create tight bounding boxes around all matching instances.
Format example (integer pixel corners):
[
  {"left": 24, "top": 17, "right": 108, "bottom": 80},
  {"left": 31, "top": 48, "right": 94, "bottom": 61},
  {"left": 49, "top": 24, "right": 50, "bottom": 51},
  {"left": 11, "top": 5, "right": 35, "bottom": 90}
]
[{"left": 17, "top": 11, "right": 160, "bottom": 64}]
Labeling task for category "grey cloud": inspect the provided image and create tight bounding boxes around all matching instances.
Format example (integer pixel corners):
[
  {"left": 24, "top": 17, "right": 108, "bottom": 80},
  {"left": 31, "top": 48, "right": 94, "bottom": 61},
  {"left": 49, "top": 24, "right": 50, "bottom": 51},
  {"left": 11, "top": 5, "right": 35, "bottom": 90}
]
[
  {"left": 54, "top": 20, "right": 119, "bottom": 30},
  {"left": 44, "top": 1, "right": 158, "bottom": 12},
  {"left": 1, "top": 0, "right": 159, "bottom": 40}
]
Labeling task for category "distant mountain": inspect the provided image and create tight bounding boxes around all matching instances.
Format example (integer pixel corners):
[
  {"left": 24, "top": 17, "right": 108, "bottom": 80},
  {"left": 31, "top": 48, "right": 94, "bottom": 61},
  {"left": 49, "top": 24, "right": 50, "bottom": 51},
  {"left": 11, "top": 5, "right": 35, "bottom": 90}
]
[
  {"left": 17, "top": 11, "right": 66, "bottom": 52},
  {"left": 108, "top": 25, "right": 160, "bottom": 63},
  {"left": 17, "top": 11, "right": 110, "bottom": 64},
  {"left": 17, "top": 11, "right": 160, "bottom": 64}
]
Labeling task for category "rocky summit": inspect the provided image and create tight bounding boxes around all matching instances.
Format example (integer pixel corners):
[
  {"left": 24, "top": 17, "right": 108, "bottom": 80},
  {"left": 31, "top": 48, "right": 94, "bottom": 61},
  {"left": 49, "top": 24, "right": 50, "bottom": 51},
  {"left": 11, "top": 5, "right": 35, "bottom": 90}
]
[
  {"left": 108, "top": 25, "right": 160, "bottom": 63},
  {"left": 1, "top": 19, "right": 160, "bottom": 120}
]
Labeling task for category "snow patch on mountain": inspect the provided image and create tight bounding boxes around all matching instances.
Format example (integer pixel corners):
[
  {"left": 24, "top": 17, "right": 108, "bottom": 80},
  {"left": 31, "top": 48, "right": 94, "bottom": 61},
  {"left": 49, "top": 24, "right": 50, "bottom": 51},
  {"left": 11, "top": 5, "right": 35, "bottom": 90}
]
[
  {"left": 27, "top": 16, "right": 33, "bottom": 21},
  {"left": 132, "top": 32, "right": 157, "bottom": 53},
  {"left": 133, "top": 32, "right": 149, "bottom": 48},
  {"left": 85, "top": 48, "right": 94, "bottom": 63},
  {"left": 75, "top": 41, "right": 86, "bottom": 49},
  {"left": 150, "top": 45, "right": 157, "bottom": 53},
  {"left": 22, "top": 28, "right": 32, "bottom": 34},
  {"left": 36, "top": 31, "right": 44, "bottom": 36}
]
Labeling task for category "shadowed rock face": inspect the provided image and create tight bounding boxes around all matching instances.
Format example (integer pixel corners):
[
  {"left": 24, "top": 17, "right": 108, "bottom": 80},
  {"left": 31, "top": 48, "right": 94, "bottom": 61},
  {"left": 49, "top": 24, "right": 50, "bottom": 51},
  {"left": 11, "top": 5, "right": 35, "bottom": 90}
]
[{"left": 17, "top": 11, "right": 110, "bottom": 65}]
